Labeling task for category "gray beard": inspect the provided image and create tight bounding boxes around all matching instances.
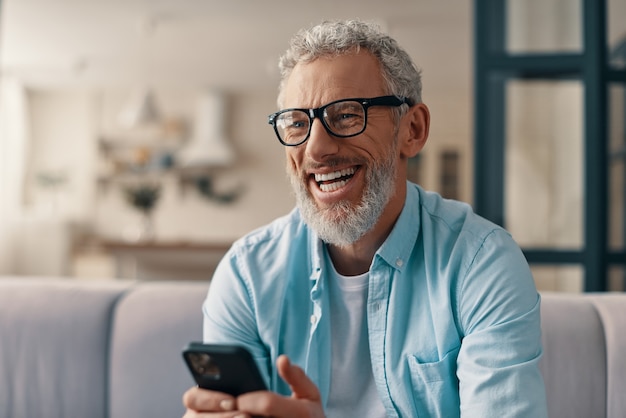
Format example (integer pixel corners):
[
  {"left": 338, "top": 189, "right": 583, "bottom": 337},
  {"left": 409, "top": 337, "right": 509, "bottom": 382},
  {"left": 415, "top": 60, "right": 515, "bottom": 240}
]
[{"left": 288, "top": 142, "right": 398, "bottom": 247}]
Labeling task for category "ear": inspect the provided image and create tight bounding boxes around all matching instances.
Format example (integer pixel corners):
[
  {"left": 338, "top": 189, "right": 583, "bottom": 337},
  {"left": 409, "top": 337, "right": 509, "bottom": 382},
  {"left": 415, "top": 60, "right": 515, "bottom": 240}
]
[{"left": 399, "top": 103, "right": 430, "bottom": 159}]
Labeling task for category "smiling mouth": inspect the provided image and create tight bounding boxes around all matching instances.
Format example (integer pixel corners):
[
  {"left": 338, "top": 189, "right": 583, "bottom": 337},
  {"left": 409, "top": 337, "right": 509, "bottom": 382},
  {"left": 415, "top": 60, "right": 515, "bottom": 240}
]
[{"left": 314, "top": 167, "right": 357, "bottom": 192}]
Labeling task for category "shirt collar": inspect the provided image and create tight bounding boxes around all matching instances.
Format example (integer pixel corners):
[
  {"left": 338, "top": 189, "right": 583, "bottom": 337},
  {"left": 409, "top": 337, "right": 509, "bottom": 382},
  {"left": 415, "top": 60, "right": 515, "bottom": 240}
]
[
  {"left": 310, "top": 235, "right": 324, "bottom": 281},
  {"left": 375, "top": 181, "right": 422, "bottom": 272}
]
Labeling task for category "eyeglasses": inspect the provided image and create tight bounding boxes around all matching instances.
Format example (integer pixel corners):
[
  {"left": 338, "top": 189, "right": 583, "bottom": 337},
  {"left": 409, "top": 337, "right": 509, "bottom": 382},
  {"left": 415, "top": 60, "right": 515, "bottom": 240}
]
[{"left": 267, "top": 95, "right": 413, "bottom": 147}]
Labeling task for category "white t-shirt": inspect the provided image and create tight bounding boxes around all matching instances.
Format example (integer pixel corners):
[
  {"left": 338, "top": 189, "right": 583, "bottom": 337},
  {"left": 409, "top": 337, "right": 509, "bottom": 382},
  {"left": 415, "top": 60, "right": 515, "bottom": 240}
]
[{"left": 324, "top": 252, "right": 388, "bottom": 418}]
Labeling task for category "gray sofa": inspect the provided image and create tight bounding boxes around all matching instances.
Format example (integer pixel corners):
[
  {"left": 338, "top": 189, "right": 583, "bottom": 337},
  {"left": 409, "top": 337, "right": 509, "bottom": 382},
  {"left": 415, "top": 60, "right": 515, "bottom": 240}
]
[{"left": 0, "top": 278, "right": 624, "bottom": 418}]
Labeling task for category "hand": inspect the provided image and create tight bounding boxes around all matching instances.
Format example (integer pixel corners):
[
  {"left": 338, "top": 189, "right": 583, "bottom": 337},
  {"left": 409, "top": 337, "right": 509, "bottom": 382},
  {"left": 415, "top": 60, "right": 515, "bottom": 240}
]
[
  {"left": 182, "top": 355, "right": 324, "bottom": 418},
  {"left": 182, "top": 386, "right": 238, "bottom": 417},
  {"left": 236, "top": 355, "right": 324, "bottom": 418}
]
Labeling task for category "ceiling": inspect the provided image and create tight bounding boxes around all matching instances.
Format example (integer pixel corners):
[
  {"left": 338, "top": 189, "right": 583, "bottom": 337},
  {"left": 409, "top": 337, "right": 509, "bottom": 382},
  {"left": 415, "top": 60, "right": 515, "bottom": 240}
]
[{"left": 0, "top": 0, "right": 471, "bottom": 92}]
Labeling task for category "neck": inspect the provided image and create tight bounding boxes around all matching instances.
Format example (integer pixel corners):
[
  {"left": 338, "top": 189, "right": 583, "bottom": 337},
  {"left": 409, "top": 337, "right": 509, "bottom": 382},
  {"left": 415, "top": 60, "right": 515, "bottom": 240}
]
[
  {"left": 326, "top": 185, "right": 406, "bottom": 276},
  {"left": 327, "top": 241, "right": 377, "bottom": 277}
]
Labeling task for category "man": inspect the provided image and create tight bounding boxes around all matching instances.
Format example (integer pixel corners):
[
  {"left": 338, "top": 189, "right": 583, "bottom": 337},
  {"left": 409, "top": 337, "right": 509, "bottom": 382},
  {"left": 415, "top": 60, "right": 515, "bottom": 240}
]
[{"left": 183, "top": 19, "right": 548, "bottom": 417}]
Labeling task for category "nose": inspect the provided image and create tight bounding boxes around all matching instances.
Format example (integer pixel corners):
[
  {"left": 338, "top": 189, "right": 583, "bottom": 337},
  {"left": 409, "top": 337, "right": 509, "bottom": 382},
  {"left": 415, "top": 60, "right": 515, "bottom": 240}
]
[{"left": 305, "top": 118, "right": 339, "bottom": 161}]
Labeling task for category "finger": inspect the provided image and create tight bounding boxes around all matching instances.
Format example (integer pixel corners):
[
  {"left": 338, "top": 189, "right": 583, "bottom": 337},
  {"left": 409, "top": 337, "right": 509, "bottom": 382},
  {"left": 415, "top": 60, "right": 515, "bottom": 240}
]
[
  {"left": 182, "top": 409, "right": 245, "bottom": 418},
  {"left": 238, "top": 390, "right": 321, "bottom": 418},
  {"left": 276, "top": 355, "right": 321, "bottom": 401},
  {"left": 182, "top": 386, "right": 238, "bottom": 412},
  {"left": 182, "top": 409, "right": 247, "bottom": 418},
  {"left": 237, "top": 358, "right": 324, "bottom": 418}
]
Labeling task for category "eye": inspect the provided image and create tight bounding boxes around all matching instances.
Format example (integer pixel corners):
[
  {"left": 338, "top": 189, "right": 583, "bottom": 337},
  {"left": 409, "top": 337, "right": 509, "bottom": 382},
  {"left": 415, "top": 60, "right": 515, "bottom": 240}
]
[
  {"left": 331, "top": 112, "right": 361, "bottom": 130},
  {"left": 291, "top": 119, "right": 307, "bottom": 128},
  {"left": 338, "top": 112, "right": 359, "bottom": 120},
  {"left": 275, "top": 110, "right": 310, "bottom": 143},
  {"left": 326, "top": 102, "right": 364, "bottom": 131},
  {"left": 277, "top": 112, "right": 308, "bottom": 131}
]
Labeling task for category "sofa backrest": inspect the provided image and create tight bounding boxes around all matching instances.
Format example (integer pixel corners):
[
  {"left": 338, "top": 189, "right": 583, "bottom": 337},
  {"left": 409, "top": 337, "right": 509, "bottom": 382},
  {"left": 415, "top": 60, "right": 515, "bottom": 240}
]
[
  {"left": 539, "top": 292, "right": 626, "bottom": 418},
  {"left": 108, "top": 281, "right": 207, "bottom": 418},
  {"left": 0, "top": 279, "right": 130, "bottom": 418},
  {"left": 0, "top": 278, "right": 208, "bottom": 418}
]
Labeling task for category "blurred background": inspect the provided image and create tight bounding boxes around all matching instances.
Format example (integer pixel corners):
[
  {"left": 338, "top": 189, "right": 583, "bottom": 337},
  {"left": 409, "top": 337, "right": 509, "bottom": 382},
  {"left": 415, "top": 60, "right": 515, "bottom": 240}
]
[{"left": 0, "top": 0, "right": 624, "bottom": 292}]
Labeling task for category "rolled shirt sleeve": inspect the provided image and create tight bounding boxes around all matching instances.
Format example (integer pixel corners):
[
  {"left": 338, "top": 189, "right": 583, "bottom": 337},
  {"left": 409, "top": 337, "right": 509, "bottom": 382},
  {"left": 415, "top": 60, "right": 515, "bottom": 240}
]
[{"left": 456, "top": 229, "right": 548, "bottom": 417}]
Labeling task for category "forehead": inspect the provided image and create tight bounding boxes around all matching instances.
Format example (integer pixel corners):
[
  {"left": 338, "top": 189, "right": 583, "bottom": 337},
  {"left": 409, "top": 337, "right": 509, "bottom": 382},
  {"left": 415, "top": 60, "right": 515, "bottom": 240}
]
[{"left": 281, "top": 50, "right": 386, "bottom": 108}]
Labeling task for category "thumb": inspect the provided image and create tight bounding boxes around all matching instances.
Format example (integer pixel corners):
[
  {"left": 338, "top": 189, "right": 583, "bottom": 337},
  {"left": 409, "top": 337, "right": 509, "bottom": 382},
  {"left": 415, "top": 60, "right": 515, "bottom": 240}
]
[{"left": 277, "top": 355, "right": 321, "bottom": 401}]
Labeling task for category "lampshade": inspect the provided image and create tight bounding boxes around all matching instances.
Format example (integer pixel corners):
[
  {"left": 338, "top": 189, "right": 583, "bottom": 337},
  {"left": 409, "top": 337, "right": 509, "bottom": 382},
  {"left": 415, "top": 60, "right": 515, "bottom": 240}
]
[{"left": 178, "top": 90, "right": 235, "bottom": 168}]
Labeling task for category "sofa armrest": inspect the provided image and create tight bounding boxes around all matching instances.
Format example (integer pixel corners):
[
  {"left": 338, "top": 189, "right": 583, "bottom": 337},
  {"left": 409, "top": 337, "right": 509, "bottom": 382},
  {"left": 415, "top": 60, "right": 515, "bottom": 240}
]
[{"left": 589, "top": 295, "right": 626, "bottom": 418}]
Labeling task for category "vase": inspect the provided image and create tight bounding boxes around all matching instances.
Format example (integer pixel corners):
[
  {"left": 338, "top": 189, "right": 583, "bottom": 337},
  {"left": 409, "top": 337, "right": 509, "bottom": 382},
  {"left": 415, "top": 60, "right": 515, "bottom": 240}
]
[{"left": 137, "top": 211, "right": 156, "bottom": 242}]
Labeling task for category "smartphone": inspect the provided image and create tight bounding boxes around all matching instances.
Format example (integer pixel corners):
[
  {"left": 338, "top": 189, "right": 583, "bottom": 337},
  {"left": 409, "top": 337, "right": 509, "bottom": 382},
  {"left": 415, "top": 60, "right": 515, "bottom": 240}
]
[{"left": 182, "top": 342, "right": 267, "bottom": 396}]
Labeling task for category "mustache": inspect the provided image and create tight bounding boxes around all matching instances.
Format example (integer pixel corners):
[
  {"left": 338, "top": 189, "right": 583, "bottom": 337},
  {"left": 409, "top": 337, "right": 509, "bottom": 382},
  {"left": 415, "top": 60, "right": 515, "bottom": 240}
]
[{"left": 301, "top": 156, "right": 366, "bottom": 172}]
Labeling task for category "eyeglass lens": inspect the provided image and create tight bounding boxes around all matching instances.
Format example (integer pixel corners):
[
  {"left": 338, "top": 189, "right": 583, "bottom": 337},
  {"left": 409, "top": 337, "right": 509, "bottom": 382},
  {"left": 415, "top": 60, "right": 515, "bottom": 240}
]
[{"left": 275, "top": 100, "right": 366, "bottom": 145}]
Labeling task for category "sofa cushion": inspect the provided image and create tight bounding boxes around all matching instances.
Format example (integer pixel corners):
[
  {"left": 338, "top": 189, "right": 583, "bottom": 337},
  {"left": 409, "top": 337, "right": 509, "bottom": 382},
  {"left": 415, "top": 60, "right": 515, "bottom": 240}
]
[
  {"left": 108, "top": 281, "right": 208, "bottom": 418},
  {"left": 0, "top": 278, "right": 131, "bottom": 418},
  {"left": 539, "top": 293, "right": 607, "bottom": 418}
]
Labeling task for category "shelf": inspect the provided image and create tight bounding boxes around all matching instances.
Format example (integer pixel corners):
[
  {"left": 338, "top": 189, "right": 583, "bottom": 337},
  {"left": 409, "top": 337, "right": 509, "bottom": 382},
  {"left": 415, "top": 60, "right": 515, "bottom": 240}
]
[{"left": 101, "top": 240, "right": 232, "bottom": 280}]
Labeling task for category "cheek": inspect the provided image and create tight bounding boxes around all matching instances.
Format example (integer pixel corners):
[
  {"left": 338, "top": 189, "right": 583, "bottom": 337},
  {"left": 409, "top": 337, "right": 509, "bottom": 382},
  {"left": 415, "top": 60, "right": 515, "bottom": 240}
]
[
  {"left": 285, "top": 149, "right": 301, "bottom": 174},
  {"left": 288, "top": 146, "right": 305, "bottom": 161},
  {"left": 360, "top": 122, "right": 398, "bottom": 157},
  {"left": 363, "top": 136, "right": 396, "bottom": 162}
]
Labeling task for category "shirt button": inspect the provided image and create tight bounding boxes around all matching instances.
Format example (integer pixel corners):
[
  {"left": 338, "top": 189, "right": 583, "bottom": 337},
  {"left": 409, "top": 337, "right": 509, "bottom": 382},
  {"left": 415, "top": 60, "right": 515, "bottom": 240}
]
[
  {"left": 395, "top": 258, "right": 404, "bottom": 267},
  {"left": 310, "top": 315, "right": 317, "bottom": 325}
]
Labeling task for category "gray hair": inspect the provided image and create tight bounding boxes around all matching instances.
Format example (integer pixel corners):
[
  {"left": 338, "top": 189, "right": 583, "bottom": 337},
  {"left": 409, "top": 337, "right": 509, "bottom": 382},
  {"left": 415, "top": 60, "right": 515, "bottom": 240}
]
[{"left": 277, "top": 19, "right": 423, "bottom": 119}]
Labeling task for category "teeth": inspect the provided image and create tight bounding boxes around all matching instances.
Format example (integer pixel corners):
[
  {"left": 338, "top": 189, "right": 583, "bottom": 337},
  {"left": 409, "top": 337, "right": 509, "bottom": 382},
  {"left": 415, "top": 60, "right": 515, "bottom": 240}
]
[
  {"left": 314, "top": 167, "right": 356, "bottom": 192},
  {"left": 314, "top": 167, "right": 356, "bottom": 182},
  {"left": 320, "top": 179, "right": 349, "bottom": 192}
]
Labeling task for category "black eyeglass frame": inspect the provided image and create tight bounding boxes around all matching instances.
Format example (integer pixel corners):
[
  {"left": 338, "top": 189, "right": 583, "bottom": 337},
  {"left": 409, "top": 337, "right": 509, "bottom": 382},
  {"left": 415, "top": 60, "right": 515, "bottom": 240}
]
[{"left": 267, "top": 95, "right": 414, "bottom": 146}]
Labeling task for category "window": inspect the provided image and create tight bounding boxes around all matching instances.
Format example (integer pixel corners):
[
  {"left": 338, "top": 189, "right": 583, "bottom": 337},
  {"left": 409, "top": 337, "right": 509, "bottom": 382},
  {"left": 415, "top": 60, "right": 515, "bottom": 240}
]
[{"left": 474, "top": 0, "right": 626, "bottom": 291}]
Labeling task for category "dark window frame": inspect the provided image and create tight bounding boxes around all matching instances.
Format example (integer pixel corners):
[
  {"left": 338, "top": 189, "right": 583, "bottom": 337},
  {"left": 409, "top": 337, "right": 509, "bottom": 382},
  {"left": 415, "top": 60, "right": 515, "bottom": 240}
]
[{"left": 474, "top": 0, "right": 626, "bottom": 291}]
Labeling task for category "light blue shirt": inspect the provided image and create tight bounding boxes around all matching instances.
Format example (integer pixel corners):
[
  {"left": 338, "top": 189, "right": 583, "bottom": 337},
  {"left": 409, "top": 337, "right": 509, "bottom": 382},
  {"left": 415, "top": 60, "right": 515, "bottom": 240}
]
[{"left": 203, "top": 182, "right": 548, "bottom": 417}]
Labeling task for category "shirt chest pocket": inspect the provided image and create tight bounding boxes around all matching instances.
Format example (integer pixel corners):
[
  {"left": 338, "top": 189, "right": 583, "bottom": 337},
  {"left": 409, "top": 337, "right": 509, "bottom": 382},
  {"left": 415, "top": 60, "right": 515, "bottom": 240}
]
[{"left": 407, "top": 346, "right": 460, "bottom": 418}]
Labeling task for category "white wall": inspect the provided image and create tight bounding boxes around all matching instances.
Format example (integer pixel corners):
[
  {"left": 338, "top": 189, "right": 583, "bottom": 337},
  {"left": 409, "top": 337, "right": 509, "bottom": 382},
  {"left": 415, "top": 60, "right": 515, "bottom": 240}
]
[
  {"left": 24, "top": 87, "right": 295, "bottom": 244},
  {"left": 25, "top": 89, "right": 99, "bottom": 219}
]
